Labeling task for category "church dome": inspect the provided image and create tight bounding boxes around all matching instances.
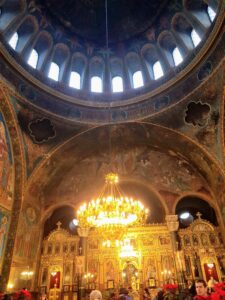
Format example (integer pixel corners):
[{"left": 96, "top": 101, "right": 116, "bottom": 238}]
[{"left": 0, "top": 0, "right": 223, "bottom": 122}]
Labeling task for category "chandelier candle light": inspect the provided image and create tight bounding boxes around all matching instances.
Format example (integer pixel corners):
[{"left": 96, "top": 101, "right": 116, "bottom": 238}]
[{"left": 77, "top": 173, "right": 148, "bottom": 238}]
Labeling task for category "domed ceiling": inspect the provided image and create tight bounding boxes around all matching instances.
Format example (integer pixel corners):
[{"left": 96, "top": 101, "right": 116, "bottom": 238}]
[
  {"left": 0, "top": 0, "right": 223, "bottom": 122},
  {"left": 40, "top": 0, "right": 169, "bottom": 44}
]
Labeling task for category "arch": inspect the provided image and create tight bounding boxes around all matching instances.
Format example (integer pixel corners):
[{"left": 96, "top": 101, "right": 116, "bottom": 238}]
[
  {"left": 175, "top": 194, "right": 218, "bottom": 227},
  {"left": 141, "top": 45, "right": 160, "bottom": 80},
  {"left": 0, "top": 84, "right": 24, "bottom": 292},
  {"left": 172, "top": 12, "right": 197, "bottom": 51},
  {"left": 24, "top": 121, "right": 225, "bottom": 227},
  {"left": 7, "top": 15, "right": 38, "bottom": 53},
  {"left": 46, "top": 43, "right": 70, "bottom": 82},
  {"left": 26, "top": 31, "right": 53, "bottom": 71},
  {"left": 183, "top": 0, "right": 213, "bottom": 28},
  {"left": 125, "top": 52, "right": 145, "bottom": 88},
  {"left": 70, "top": 52, "right": 87, "bottom": 90},
  {"left": 89, "top": 56, "right": 105, "bottom": 92},
  {"left": 109, "top": 57, "right": 125, "bottom": 92},
  {"left": 0, "top": 0, "right": 25, "bottom": 33},
  {"left": 42, "top": 205, "right": 76, "bottom": 238},
  {"left": 158, "top": 31, "right": 184, "bottom": 67}
]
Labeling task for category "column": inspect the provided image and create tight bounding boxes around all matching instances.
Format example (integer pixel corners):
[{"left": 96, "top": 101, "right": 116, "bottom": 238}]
[
  {"left": 165, "top": 215, "right": 180, "bottom": 286},
  {"left": 77, "top": 227, "right": 90, "bottom": 271},
  {"left": 77, "top": 227, "right": 90, "bottom": 300}
]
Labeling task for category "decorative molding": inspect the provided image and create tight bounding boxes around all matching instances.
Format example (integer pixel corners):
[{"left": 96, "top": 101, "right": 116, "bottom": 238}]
[{"left": 0, "top": 82, "right": 25, "bottom": 291}]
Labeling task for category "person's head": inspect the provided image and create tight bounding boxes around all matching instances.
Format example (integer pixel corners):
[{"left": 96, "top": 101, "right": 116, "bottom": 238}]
[
  {"left": 90, "top": 290, "right": 102, "bottom": 300},
  {"left": 195, "top": 280, "right": 208, "bottom": 296},
  {"left": 118, "top": 296, "right": 126, "bottom": 300}
]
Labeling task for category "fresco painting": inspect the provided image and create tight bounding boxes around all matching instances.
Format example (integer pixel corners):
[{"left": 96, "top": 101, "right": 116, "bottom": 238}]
[
  {"left": 0, "top": 112, "right": 13, "bottom": 211},
  {"left": 0, "top": 210, "right": 10, "bottom": 274},
  {"left": 14, "top": 206, "right": 40, "bottom": 259}
]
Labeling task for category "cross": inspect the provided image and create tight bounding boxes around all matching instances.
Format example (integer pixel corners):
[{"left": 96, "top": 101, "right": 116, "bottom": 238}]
[
  {"left": 98, "top": 47, "right": 113, "bottom": 59},
  {"left": 56, "top": 221, "right": 62, "bottom": 230},
  {"left": 196, "top": 212, "right": 202, "bottom": 219}
]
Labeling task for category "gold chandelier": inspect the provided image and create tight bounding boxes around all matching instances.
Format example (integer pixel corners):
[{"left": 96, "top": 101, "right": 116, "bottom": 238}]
[{"left": 77, "top": 173, "right": 148, "bottom": 238}]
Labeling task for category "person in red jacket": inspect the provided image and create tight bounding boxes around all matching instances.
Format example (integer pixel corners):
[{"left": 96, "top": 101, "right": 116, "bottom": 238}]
[{"left": 195, "top": 280, "right": 211, "bottom": 300}]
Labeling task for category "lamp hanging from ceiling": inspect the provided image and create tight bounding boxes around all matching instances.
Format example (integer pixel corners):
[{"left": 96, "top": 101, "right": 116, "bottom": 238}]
[
  {"left": 76, "top": 0, "right": 148, "bottom": 240},
  {"left": 77, "top": 173, "right": 148, "bottom": 239}
]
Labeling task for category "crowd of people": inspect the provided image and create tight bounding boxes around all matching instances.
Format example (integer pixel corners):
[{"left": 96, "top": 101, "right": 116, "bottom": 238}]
[
  {"left": 89, "top": 279, "right": 224, "bottom": 300},
  {"left": 1, "top": 279, "right": 224, "bottom": 300}
]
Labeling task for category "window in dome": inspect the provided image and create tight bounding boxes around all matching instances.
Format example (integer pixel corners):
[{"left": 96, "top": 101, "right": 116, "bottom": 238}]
[
  {"left": 69, "top": 71, "right": 81, "bottom": 89},
  {"left": 153, "top": 61, "right": 164, "bottom": 80},
  {"left": 133, "top": 71, "right": 144, "bottom": 88},
  {"left": 48, "top": 62, "right": 59, "bottom": 81},
  {"left": 91, "top": 76, "right": 102, "bottom": 93},
  {"left": 172, "top": 47, "right": 183, "bottom": 66},
  {"left": 8, "top": 32, "right": 18, "bottom": 50},
  {"left": 191, "top": 29, "right": 201, "bottom": 47},
  {"left": 28, "top": 49, "right": 38, "bottom": 69},
  {"left": 207, "top": 6, "right": 216, "bottom": 22},
  {"left": 112, "top": 76, "right": 123, "bottom": 93}
]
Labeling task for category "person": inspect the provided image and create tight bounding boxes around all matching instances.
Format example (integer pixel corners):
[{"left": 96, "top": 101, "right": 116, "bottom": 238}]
[
  {"left": 90, "top": 290, "right": 102, "bottom": 300},
  {"left": 207, "top": 276, "right": 217, "bottom": 293},
  {"left": 128, "top": 287, "right": 139, "bottom": 300},
  {"left": 40, "top": 294, "right": 47, "bottom": 300},
  {"left": 194, "top": 279, "right": 211, "bottom": 300},
  {"left": 155, "top": 288, "right": 164, "bottom": 300},
  {"left": 189, "top": 281, "right": 196, "bottom": 297},
  {"left": 124, "top": 289, "right": 132, "bottom": 300},
  {"left": 119, "top": 288, "right": 131, "bottom": 300},
  {"left": 108, "top": 293, "right": 117, "bottom": 300},
  {"left": 143, "top": 288, "right": 151, "bottom": 300}
]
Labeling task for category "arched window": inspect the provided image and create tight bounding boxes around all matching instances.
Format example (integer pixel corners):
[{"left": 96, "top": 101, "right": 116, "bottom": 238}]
[
  {"left": 27, "top": 49, "right": 38, "bottom": 69},
  {"left": 112, "top": 76, "right": 123, "bottom": 93},
  {"left": 48, "top": 62, "right": 59, "bottom": 81},
  {"left": 8, "top": 32, "right": 18, "bottom": 50},
  {"left": 69, "top": 71, "right": 81, "bottom": 89},
  {"left": 172, "top": 47, "right": 183, "bottom": 66},
  {"left": 191, "top": 29, "right": 201, "bottom": 47},
  {"left": 207, "top": 6, "right": 216, "bottom": 22},
  {"left": 133, "top": 71, "right": 144, "bottom": 88},
  {"left": 153, "top": 61, "right": 163, "bottom": 80},
  {"left": 91, "top": 76, "right": 102, "bottom": 93}
]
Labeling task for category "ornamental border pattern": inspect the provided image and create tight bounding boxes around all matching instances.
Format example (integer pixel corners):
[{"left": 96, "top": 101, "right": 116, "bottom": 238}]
[{"left": 0, "top": 82, "right": 24, "bottom": 292}]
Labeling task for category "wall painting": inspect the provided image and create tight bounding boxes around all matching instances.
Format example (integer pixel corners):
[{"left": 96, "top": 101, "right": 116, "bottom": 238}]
[
  {"left": 0, "top": 209, "right": 10, "bottom": 274},
  {"left": 0, "top": 112, "right": 13, "bottom": 211}
]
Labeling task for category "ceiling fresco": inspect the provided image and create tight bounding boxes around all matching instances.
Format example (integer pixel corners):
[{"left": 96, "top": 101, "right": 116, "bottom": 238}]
[
  {"left": 148, "top": 64, "right": 224, "bottom": 162},
  {"left": 24, "top": 123, "right": 223, "bottom": 216},
  {"left": 40, "top": 0, "right": 169, "bottom": 44}
]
